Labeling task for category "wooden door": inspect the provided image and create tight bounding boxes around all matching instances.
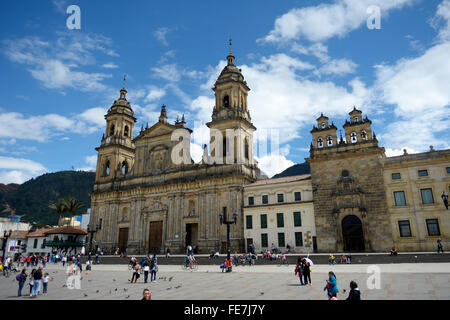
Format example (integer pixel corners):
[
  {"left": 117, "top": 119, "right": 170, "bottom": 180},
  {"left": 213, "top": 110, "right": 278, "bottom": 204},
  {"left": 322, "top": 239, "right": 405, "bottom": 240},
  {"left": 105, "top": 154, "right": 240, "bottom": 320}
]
[
  {"left": 149, "top": 221, "right": 163, "bottom": 254},
  {"left": 118, "top": 228, "right": 129, "bottom": 254}
]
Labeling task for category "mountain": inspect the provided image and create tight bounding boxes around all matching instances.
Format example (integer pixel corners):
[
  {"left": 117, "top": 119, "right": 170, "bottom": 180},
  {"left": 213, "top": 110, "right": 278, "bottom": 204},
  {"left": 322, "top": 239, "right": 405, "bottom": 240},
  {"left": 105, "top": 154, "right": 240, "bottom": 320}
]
[
  {"left": 272, "top": 162, "right": 311, "bottom": 179},
  {"left": 0, "top": 171, "right": 95, "bottom": 225}
]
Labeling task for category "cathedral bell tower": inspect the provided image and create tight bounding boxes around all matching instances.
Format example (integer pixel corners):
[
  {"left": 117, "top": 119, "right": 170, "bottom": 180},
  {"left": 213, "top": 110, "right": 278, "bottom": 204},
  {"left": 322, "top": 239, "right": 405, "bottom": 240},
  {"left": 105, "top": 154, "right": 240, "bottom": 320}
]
[
  {"left": 95, "top": 78, "right": 136, "bottom": 182},
  {"left": 206, "top": 40, "right": 256, "bottom": 166}
]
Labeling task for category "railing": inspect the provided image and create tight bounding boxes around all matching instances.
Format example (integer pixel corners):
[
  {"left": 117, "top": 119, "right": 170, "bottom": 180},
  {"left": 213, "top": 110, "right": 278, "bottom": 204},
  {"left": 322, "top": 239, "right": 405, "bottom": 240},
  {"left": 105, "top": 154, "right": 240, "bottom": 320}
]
[{"left": 44, "top": 241, "right": 86, "bottom": 247}]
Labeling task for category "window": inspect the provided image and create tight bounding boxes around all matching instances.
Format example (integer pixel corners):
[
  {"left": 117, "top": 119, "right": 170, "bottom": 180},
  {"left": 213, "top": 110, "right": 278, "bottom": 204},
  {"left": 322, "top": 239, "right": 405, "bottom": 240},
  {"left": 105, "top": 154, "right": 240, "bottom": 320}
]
[
  {"left": 33, "top": 239, "right": 38, "bottom": 249},
  {"left": 317, "top": 137, "right": 324, "bottom": 148},
  {"left": 99, "top": 219, "right": 103, "bottom": 229},
  {"left": 421, "top": 188, "right": 434, "bottom": 204},
  {"left": 394, "top": 191, "right": 406, "bottom": 206},
  {"left": 426, "top": 219, "right": 440, "bottom": 236},
  {"left": 277, "top": 194, "right": 284, "bottom": 203},
  {"left": 278, "top": 233, "right": 285, "bottom": 248},
  {"left": 392, "top": 173, "right": 401, "bottom": 180},
  {"left": 262, "top": 195, "right": 268, "bottom": 204},
  {"left": 248, "top": 196, "right": 254, "bottom": 206},
  {"left": 223, "top": 95, "right": 230, "bottom": 107},
  {"left": 260, "top": 214, "right": 267, "bottom": 229},
  {"left": 121, "top": 161, "right": 128, "bottom": 175},
  {"left": 246, "top": 215, "right": 252, "bottom": 229},
  {"left": 418, "top": 170, "right": 428, "bottom": 177},
  {"left": 261, "top": 234, "right": 268, "bottom": 248},
  {"left": 293, "top": 212, "right": 302, "bottom": 227},
  {"left": 124, "top": 125, "right": 129, "bottom": 137},
  {"left": 326, "top": 136, "right": 333, "bottom": 147},
  {"left": 321, "top": 122, "right": 326, "bottom": 129},
  {"left": 446, "top": 167, "right": 450, "bottom": 174},
  {"left": 109, "top": 124, "right": 115, "bottom": 136},
  {"left": 295, "top": 232, "right": 303, "bottom": 247},
  {"left": 398, "top": 221, "right": 412, "bottom": 237},
  {"left": 105, "top": 160, "right": 110, "bottom": 176},
  {"left": 350, "top": 131, "right": 357, "bottom": 143},
  {"left": 361, "top": 130, "right": 367, "bottom": 140},
  {"left": 294, "top": 192, "right": 301, "bottom": 201},
  {"left": 354, "top": 116, "right": 359, "bottom": 123},
  {"left": 41, "top": 239, "right": 46, "bottom": 249},
  {"left": 245, "top": 138, "right": 249, "bottom": 160},
  {"left": 276, "top": 213, "right": 284, "bottom": 228}
]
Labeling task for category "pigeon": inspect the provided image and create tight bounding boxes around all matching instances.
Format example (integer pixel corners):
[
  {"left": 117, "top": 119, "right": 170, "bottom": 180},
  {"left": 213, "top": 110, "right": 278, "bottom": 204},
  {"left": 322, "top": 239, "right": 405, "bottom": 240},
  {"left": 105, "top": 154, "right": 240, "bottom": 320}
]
[
  {"left": 166, "top": 287, "right": 172, "bottom": 290},
  {"left": 115, "top": 288, "right": 118, "bottom": 292},
  {"left": 168, "top": 276, "right": 173, "bottom": 282},
  {"left": 96, "top": 290, "right": 99, "bottom": 293},
  {"left": 126, "top": 295, "right": 130, "bottom": 299},
  {"left": 84, "top": 294, "right": 88, "bottom": 297},
  {"left": 80, "top": 277, "right": 83, "bottom": 280},
  {"left": 175, "top": 285, "right": 182, "bottom": 289},
  {"left": 260, "top": 292, "right": 264, "bottom": 295},
  {"left": 113, "top": 279, "right": 116, "bottom": 282},
  {"left": 109, "top": 290, "right": 112, "bottom": 294},
  {"left": 88, "top": 280, "right": 92, "bottom": 282},
  {"left": 62, "top": 284, "right": 67, "bottom": 288},
  {"left": 124, "top": 288, "right": 128, "bottom": 292}
]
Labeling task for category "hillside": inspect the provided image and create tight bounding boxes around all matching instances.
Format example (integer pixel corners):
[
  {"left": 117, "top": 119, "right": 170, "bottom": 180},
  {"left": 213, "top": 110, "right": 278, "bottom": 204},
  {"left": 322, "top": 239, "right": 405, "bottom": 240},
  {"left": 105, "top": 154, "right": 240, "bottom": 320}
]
[
  {"left": 0, "top": 171, "right": 95, "bottom": 225},
  {"left": 272, "top": 161, "right": 311, "bottom": 179}
]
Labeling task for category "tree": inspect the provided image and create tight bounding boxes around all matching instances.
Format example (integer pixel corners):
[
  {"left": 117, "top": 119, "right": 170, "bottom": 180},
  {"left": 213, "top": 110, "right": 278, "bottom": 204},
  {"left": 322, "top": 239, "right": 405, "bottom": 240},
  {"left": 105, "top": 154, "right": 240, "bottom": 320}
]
[
  {"left": 62, "top": 197, "right": 85, "bottom": 226},
  {"left": 48, "top": 200, "right": 68, "bottom": 226}
]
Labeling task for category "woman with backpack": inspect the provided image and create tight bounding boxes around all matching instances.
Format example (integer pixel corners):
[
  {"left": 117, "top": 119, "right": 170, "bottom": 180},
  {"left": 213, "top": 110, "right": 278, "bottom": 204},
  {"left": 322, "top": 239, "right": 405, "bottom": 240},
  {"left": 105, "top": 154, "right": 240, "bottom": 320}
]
[{"left": 17, "top": 268, "right": 27, "bottom": 297}]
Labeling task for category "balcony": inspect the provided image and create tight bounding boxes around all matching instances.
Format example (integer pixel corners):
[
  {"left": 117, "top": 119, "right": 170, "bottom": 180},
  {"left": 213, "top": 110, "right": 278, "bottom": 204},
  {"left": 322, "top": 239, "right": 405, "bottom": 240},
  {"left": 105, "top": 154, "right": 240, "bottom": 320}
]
[{"left": 44, "top": 241, "right": 86, "bottom": 247}]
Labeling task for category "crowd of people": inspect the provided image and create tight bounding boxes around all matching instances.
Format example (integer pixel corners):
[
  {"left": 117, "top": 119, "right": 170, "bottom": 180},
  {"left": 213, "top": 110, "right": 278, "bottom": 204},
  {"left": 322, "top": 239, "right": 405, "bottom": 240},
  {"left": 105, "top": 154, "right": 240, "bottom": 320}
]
[{"left": 129, "top": 255, "right": 159, "bottom": 283}]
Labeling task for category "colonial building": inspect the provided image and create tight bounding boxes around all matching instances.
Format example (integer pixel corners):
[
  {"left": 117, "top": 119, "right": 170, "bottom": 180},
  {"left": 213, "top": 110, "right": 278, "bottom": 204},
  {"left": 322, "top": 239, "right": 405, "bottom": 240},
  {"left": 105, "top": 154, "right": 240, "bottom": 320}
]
[
  {"left": 383, "top": 147, "right": 450, "bottom": 251},
  {"left": 306, "top": 108, "right": 393, "bottom": 253},
  {"left": 243, "top": 175, "right": 316, "bottom": 253},
  {"left": 90, "top": 48, "right": 260, "bottom": 254}
]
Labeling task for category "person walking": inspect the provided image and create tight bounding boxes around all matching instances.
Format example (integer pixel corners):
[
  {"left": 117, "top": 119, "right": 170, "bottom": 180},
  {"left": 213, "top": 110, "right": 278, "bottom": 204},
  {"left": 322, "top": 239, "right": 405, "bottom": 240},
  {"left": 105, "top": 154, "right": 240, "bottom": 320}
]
[
  {"left": 437, "top": 239, "right": 444, "bottom": 253},
  {"left": 31, "top": 266, "right": 43, "bottom": 297},
  {"left": 17, "top": 269, "right": 27, "bottom": 297},
  {"left": 130, "top": 263, "right": 141, "bottom": 283},
  {"left": 346, "top": 281, "right": 361, "bottom": 300},
  {"left": 324, "top": 271, "right": 339, "bottom": 300},
  {"left": 294, "top": 258, "right": 304, "bottom": 285},
  {"left": 143, "top": 260, "right": 150, "bottom": 283},
  {"left": 303, "top": 260, "right": 312, "bottom": 285},
  {"left": 151, "top": 258, "right": 158, "bottom": 283},
  {"left": 42, "top": 272, "right": 50, "bottom": 296},
  {"left": 29, "top": 269, "right": 35, "bottom": 296}
]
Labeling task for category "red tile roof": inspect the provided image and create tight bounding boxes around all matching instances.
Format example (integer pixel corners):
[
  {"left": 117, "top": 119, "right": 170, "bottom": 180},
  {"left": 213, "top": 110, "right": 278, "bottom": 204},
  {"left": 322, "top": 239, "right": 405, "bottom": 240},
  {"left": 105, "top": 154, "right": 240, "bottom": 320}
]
[
  {"left": 27, "top": 228, "right": 53, "bottom": 238},
  {"left": 44, "top": 226, "right": 87, "bottom": 235},
  {"left": 10, "top": 230, "right": 29, "bottom": 239}
]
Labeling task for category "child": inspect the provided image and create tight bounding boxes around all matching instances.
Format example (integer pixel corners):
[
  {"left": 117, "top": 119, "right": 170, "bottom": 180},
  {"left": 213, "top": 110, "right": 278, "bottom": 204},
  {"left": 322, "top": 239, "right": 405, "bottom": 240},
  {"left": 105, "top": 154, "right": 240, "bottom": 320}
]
[
  {"left": 42, "top": 273, "right": 50, "bottom": 296},
  {"left": 29, "top": 269, "right": 36, "bottom": 296},
  {"left": 294, "top": 259, "right": 304, "bottom": 285}
]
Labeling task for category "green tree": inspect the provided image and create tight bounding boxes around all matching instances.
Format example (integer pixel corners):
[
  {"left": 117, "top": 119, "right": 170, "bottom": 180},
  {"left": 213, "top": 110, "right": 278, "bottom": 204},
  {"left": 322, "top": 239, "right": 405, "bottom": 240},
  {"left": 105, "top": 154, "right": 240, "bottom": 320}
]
[
  {"left": 62, "top": 197, "right": 85, "bottom": 226},
  {"left": 48, "top": 199, "right": 68, "bottom": 226}
]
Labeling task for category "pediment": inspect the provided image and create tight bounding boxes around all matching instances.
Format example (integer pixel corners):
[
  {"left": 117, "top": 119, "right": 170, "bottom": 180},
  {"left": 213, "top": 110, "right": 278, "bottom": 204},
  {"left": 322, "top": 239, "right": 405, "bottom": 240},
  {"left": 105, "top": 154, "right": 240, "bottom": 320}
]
[{"left": 136, "top": 122, "right": 177, "bottom": 140}]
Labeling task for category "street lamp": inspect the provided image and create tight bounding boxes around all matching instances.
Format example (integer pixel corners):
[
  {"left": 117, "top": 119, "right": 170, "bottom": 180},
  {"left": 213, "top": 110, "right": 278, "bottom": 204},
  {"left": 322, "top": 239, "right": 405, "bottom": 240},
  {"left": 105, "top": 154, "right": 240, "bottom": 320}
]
[
  {"left": 219, "top": 208, "right": 238, "bottom": 262},
  {"left": 87, "top": 223, "right": 100, "bottom": 260},
  {"left": 1, "top": 230, "right": 12, "bottom": 263},
  {"left": 442, "top": 191, "right": 449, "bottom": 210}
]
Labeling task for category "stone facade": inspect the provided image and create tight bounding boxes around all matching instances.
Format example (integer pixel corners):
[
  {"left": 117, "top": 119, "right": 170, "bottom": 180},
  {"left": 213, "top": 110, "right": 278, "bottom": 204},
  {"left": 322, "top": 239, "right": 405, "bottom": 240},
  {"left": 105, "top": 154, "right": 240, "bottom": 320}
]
[
  {"left": 243, "top": 175, "right": 316, "bottom": 253},
  {"left": 383, "top": 148, "right": 450, "bottom": 251},
  {"left": 90, "top": 50, "right": 259, "bottom": 255},
  {"left": 306, "top": 108, "right": 393, "bottom": 253}
]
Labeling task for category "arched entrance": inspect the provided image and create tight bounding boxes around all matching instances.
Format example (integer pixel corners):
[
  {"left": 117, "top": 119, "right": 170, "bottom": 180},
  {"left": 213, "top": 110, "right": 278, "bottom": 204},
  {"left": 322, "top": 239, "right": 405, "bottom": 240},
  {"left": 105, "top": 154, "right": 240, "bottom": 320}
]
[{"left": 342, "top": 215, "right": 365, "bottom": 252}]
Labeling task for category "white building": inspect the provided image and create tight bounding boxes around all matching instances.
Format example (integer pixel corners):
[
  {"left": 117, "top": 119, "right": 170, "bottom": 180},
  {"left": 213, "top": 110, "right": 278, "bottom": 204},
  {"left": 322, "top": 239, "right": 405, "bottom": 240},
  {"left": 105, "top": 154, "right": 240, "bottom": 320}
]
[
  {"left": 26, "top": 228, "right": 53, "bottom": 255},
  {"left": 243, "top": 174, "right": 317, "bottom": 254},
  {"left": 7, "top": 230, "right": 29, "bottom": 256}
]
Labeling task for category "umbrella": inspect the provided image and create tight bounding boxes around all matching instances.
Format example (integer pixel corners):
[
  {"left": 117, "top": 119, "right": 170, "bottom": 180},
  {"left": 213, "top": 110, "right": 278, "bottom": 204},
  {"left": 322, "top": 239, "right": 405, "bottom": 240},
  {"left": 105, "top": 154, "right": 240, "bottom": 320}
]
[{"left": 305, "top": 257, "right": 314, "bottom": 266}]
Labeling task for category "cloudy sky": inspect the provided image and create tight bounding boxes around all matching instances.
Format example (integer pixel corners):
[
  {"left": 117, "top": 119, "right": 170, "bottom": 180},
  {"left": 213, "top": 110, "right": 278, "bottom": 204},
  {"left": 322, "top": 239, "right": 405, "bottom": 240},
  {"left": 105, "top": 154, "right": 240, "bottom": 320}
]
[{"left": 0, "top": 0, "right": 449, "bottom": 183}]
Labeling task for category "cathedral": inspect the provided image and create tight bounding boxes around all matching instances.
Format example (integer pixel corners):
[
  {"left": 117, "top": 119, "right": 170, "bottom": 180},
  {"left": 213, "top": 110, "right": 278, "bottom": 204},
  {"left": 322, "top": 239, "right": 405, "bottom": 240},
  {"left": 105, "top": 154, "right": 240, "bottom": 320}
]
[{"left": 90, "top": 48, "right": 260, "bottom": 254}]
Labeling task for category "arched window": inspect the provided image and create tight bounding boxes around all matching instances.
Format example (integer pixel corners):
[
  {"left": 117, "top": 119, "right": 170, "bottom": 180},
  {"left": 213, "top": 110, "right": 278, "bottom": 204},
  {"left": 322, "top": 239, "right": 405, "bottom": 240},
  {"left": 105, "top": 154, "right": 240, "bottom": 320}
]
[
  {"left": 223, "top": 136, "right": 227, "bottom": 157},
  {"left": 122, "top": 208, "right": 127, "bottom": 220},
  {"left": 342, "top": 170, "right": 349, "bottom": 177},
  {"left": 124, "top": 125, "right": 129, "bottom": 137},
  {"left": 245, "top": 137, "right": 249, "bottom": 160},
  {"left": 109, "top": 124, "right": 115, "bottom": 136},
  {"left": 317, "top": 137, "right": 324, "bottom": 148},
  {"left": 321, "top": 122, "right": 326, "bottom": 129},
  {"left": 326, "top": 136, "right": 333, "bottom": 147},
  {"left": 223, "top": 95, "right": 230, "bottom": 108},
  {"left": 105, "top": 160, "right": 110, "bottom": 176},
  {"left": 350, "top": 132, "right": 357, "bottom": 143},
  {"left": 361, "top": 130, "right": 367, "bottom": 140},
  {"left": 354, "top": 117, "right": 359, "bottom": 123},
  {"left": 121, "top": 161, "right": 128, "bottom": 175}
]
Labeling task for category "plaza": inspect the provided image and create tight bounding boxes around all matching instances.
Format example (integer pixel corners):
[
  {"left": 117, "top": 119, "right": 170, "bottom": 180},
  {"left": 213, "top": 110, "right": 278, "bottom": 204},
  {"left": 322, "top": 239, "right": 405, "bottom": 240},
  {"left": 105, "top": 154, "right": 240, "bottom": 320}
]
[{"left": 1, "top": 262, "right": 449, "bottom": 300}]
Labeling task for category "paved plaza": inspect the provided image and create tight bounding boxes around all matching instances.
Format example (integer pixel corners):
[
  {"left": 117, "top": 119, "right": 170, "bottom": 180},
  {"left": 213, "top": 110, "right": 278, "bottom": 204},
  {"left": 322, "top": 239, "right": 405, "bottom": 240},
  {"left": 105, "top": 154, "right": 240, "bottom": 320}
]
[{"left": 1, "top": 263, "right": 449, "bottom": 300}]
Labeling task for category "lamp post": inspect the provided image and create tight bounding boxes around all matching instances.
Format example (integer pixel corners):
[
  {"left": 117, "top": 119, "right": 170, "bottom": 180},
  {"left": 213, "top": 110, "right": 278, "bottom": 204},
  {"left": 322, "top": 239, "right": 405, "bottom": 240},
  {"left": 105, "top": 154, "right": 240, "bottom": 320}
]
[
  {"left": 442, "top": 191, "right": 449, "bottom": 210},
  {"left": 1, "top": 230, "right": 12, "bottom": 263},
  {"left": 219, "top": 208, "right": 238, "bottom": 262},
  {"left": 87, "top": 223, "right": 100, "bottom": 261}
]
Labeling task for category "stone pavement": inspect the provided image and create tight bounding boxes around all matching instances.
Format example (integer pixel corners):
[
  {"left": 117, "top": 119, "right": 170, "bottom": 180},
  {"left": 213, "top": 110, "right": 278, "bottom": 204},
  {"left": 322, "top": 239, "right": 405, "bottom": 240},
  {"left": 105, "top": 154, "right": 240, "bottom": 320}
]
[{"left": 0, "top": 263, "right": 449, "bottom": 300}]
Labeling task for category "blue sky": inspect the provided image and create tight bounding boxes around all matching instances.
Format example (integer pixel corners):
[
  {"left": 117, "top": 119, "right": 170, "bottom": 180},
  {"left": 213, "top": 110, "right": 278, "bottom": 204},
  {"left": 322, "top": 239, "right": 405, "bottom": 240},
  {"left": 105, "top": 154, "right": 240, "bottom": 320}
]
[{"left": 0, "top": 0, "right": 449, "bottom": 183}]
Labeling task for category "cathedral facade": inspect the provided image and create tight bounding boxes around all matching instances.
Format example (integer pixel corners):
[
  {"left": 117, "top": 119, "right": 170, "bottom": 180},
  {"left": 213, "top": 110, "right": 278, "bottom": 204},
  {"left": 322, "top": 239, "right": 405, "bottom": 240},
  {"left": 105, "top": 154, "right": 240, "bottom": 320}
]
[{"left": 89, "top": 50, "right": 259, "bottom": 255}]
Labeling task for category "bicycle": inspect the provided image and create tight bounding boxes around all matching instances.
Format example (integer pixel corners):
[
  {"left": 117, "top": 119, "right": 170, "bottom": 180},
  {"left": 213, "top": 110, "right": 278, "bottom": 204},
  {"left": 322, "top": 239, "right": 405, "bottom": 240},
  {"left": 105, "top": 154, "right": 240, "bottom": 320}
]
[{"left": 181, "top": 258, "right": 199, "bottom": 271}]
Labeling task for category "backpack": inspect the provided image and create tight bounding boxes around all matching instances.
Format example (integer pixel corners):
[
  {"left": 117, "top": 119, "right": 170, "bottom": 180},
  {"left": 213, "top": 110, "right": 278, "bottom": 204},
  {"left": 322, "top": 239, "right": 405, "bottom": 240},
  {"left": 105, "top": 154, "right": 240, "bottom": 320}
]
[{"left": 16, "top": 273, "right": 22, "bottom": 281}]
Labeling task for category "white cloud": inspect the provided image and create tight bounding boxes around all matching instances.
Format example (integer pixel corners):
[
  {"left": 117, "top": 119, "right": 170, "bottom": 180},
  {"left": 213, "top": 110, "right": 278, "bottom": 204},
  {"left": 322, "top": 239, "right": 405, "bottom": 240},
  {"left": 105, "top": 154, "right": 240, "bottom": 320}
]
[
  {"left": 153, "top": 27, "right": 170, "bottom": 46},
  {"left": 385, "top": 147, "right": 419, "bottom": 157},
  {"left": 0, "top": 156, "right": 47, "bottom": 184},
  {"left": 260, "top": 0, "right": 414, "bottom": 43},
  {"left": 102, "top": 63, "right": 119, "bottom": 69},
  {"left": 255, "top": 154, "right": 295, "bottom": 178},
  {"left": 315, "top": 58, "right": 357, "bottom": 76},
  {"left": 144, "top": 86, "right": 166, "bottom": 102}
]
